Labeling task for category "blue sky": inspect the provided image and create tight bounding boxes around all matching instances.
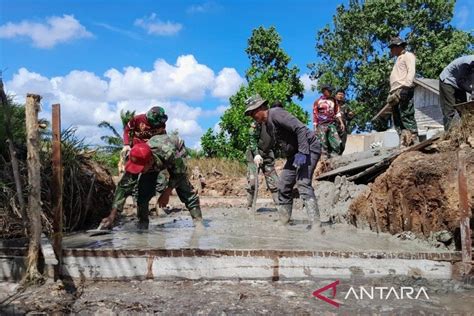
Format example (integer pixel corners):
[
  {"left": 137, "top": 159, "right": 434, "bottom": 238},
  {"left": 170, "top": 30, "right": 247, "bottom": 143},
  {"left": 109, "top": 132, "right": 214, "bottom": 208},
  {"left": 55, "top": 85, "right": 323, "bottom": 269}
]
[{"left": 1, "top": 0, "right": 473, "bottom": 148}]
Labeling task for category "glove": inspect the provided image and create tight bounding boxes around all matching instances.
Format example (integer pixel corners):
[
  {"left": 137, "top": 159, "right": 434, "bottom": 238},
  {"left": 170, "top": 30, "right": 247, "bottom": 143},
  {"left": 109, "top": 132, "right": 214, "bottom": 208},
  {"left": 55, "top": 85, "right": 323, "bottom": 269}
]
[
  {"left": 293, "top": 153, "right": 307, "bottom": 168},
  {"left": 121, "top": 145, "right": 131, "bottom": 155},
  {"left": 253, "top": 154, "right": 263, "bottom": 166}
]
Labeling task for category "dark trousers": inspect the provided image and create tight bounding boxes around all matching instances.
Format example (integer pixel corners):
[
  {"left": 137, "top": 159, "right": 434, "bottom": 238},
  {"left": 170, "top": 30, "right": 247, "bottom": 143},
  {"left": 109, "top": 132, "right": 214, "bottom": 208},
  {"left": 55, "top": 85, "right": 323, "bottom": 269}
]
[
  {"left": 439, "top": 80, "right": 467, "bottom": 131},
  {"left": 278, "top": 151, "right": 320, "bottom": 205}
]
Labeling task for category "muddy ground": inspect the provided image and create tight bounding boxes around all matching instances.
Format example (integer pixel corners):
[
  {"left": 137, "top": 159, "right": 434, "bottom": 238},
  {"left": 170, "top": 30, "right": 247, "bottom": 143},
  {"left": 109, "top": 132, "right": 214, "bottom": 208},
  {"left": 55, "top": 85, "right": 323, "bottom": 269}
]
[
  {"left": 1, "top": 277, "right": 473, "bottom": 315},
  {"left": 349, "top": 147, "right": 474, "bottom": 243}
]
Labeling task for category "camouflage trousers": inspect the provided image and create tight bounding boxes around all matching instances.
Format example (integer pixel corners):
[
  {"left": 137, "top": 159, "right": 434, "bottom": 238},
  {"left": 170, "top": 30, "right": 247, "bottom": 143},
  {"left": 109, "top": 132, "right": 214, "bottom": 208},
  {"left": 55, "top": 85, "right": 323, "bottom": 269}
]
[
  {"left": 315, "top": 123, "right": 342, "bottom": 157},
  {"left": 389, "top": 87, "right": 417, "bottom": 135},
  {"left": 246, "top": 150, "right": 279, "bottom": 201},
  {"left": 112, "top": 171, "right": 200, "bottom": 223}
]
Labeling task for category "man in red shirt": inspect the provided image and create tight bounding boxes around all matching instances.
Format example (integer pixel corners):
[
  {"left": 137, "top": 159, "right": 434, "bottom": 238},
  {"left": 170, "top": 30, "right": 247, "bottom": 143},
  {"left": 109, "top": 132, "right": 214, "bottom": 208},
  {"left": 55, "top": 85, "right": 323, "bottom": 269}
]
[{"left": 313, "top": 85, "right": 345, "bottom": 158}]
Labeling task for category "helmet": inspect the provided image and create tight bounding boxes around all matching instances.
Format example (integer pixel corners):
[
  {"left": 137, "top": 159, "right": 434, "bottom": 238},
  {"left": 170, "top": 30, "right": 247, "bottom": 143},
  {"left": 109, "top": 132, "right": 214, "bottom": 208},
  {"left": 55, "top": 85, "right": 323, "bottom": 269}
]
[{"left": 146, "top": 106, "right": 168, "bottom": 127}]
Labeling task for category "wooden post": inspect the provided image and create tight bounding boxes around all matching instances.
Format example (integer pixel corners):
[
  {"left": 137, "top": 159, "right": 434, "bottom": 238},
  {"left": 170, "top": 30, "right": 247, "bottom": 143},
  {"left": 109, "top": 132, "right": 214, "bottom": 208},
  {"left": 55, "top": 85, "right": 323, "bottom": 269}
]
[
  {"left": 51, "top": 104, "right": 63, "bottom": 279},
  {"left": 24, "top": 93, "right": 43, "bottom": 283},
  {"left": 457, "top": 150, "right": 472, "bottom": 265}
]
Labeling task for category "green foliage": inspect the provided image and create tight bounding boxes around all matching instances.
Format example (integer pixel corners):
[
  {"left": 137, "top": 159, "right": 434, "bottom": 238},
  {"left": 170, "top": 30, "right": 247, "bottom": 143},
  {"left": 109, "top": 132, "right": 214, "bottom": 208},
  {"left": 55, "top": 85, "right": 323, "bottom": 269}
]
[
  {"left": 0, "top": 97, "right": 27, "bottom": 158},
  {"left": 310, "top": 0, "right": 474, "bottom": 130},
  {"left": 202, "top": 26, "right": 309, "bottom": 159}
]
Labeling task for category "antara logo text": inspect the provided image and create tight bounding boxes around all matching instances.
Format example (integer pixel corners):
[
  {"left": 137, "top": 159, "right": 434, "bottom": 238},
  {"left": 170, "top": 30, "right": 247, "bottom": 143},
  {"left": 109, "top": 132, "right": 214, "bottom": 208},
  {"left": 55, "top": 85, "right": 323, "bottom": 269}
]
[{"left": 312, "top": 280, "right": 430, "bottom": 308}]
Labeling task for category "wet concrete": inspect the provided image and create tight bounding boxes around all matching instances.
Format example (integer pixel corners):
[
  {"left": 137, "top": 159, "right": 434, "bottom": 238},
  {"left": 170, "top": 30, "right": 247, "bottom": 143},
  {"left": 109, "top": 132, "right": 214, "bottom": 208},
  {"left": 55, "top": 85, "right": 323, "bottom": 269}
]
[{"left": 63, "top": 198, "right": 446, "bottom": 253}]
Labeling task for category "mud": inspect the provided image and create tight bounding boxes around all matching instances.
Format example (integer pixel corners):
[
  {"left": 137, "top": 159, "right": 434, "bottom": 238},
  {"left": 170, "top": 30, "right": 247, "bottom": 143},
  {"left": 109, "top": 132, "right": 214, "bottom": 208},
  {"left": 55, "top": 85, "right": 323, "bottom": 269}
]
[
  {"left": 315, "top": 176, "right": 367, "bottom": 223},
  {"left": 348, "top": 148, "right": 474, "bottom": 244},
  {"left": 1, "top": 277, "right": 473, "bottom": 314}
]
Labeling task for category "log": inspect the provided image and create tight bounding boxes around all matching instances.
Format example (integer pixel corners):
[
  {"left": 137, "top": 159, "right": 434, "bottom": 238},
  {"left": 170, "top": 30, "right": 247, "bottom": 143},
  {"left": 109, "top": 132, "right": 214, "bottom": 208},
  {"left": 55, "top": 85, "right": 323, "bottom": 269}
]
[{"left": 24, "top": 93, "right": 43, "bottom": 283}]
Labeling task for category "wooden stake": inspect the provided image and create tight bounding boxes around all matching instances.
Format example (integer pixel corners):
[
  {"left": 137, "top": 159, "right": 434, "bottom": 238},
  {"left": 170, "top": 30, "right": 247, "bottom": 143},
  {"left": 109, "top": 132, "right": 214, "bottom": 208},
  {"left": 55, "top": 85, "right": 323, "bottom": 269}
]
[
  {"left": 457, "top": 150, "right": 472, "bottom": 265},
  {"left": 52, "top": 104, "right": 63, "bottom": 279},
  {"left": 24, "top": 93, "right": 43, "bottom": 283}
]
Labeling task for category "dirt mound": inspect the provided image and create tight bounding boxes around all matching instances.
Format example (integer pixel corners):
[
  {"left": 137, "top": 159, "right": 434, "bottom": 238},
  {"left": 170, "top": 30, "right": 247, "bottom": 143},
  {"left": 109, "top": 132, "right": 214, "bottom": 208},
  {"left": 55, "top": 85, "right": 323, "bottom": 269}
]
[{"left": 348, "top": 148, "right": 474, "bottom": 239}]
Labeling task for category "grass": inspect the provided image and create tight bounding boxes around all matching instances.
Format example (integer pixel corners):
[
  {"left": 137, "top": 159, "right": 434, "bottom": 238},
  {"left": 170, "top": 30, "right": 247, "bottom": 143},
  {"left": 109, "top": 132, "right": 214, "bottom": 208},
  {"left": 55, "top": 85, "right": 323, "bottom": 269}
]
[{"left": 187, "top": 157, "right": 247, "bottom": 178}]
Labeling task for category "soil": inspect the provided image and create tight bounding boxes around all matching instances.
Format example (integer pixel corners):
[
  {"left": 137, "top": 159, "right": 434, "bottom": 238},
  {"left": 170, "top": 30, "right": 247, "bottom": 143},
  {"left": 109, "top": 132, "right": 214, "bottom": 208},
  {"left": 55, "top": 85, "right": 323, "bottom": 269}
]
[
  {"left": 348, "top": 147, "right": 474, "bottom": 243},
  {"left": 1, "top": 277, "right": 473, "bottom": 314}
]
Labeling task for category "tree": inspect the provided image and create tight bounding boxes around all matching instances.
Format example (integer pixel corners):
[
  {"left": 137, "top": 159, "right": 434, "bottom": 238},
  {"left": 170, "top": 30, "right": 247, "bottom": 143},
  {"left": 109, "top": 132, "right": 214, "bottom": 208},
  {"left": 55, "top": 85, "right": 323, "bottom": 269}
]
[
  {"left": 202, "top": 26, "right": 309, "bottom": 159},
  {"left": 309, "top": 0, "right": 474, "bottom": 130}
]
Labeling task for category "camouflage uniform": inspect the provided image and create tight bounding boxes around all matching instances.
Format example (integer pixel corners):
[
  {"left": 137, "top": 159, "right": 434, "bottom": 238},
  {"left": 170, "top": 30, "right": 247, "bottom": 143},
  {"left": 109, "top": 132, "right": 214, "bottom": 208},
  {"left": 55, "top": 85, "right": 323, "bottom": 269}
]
[
  {"left": 246, "top": 122, "right": 279, "bottom": 207},
  {"left": 112, "top": 133, "right": 201, "bottom": 225},
  {"left": 315, "top": 124, "right": 342, "bottom": 157}
]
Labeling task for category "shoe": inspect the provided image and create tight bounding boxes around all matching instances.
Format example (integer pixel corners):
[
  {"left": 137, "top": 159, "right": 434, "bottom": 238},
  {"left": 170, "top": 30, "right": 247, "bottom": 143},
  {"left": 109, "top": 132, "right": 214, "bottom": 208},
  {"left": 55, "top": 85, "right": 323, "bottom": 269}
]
[{"left": 303, "top": 199, "right": 324, "bottom": 234}]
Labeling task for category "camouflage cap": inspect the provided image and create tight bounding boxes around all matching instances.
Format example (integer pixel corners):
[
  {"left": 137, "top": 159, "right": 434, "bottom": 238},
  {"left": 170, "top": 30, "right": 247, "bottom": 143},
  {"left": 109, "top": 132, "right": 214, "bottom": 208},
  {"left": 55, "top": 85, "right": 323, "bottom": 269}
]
[
  {"left": 388, "top": 36, "right": 407, "bottom": 48},
  {"left": 244, "top": 94, "right": 268, "bottom": 116},
  {"left": 146, "top": 106, "right": 168, "bottom": 127}
]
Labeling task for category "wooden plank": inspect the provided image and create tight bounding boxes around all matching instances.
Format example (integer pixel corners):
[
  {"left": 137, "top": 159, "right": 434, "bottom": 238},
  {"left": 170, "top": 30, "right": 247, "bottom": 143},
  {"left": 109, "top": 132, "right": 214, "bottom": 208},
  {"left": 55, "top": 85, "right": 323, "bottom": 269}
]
[
  {"left": 457, "top": 150, "right": 472, "bottom": 264},
  {"left": 316, "top": 154, "right": 394, "bottom": 181},
  {"left": 347, "top": 135, "right": 441, "bottom": 183}
]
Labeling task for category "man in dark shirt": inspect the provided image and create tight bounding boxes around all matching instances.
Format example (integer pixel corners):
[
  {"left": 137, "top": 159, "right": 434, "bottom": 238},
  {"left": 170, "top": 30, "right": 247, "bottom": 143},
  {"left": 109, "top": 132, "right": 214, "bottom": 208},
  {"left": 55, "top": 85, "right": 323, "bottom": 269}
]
[
  {"left": 439, "top": 55, "right": 474, "bottom": 130},
  {"left": 244, "top": 95, "right": 324, "bottom": 232}
]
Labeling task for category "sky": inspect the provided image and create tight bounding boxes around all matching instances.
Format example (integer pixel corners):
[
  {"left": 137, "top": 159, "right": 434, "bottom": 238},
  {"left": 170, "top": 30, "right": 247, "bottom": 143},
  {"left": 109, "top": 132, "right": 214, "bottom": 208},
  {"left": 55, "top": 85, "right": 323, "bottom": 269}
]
[{"left": 1, "top": 0, "right": 473, "bottom": 148}]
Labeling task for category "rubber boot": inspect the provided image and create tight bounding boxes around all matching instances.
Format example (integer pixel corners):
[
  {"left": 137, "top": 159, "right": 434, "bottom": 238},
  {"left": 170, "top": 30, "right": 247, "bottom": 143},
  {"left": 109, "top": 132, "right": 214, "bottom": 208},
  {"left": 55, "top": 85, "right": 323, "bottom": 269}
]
[
  {"left": 136, "top": 202, "right": 149, "bottom": 230},
  {"left": 277, "top": 204, "right": 292, "bottom": 225},
  {"left": 271, "top": 192, "right": 279, "bottom": 205},
  {"left": 189, "top": 207, "right": 205, "bottom": 230},
  {"left": 303, "top": 198, "right": 324, "bottom": 234},
  {"left": 246, "top": 193, "right": 254, "bottom": 209}
]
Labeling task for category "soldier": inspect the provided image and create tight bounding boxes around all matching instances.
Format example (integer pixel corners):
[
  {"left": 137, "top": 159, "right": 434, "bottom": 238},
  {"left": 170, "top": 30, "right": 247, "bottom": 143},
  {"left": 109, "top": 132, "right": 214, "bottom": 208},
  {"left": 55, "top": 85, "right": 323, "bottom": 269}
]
[
  {"left": 246, "top": 119, "right": 279, "bottom": 209},
  {"left": 334, "top": 89, "right": 355, "bottom": 154},
  {"left": 120, "top": 106, "right": 171, "bottom": 207},
  {"left": 245, "top": 95, "right": 325, "bottom": 232},
  {"left": 386, "top": 36, "right": 418, "bottom": 147},
  {"left": 101, "top": 133, "right": 203, "bottom": 230},
  {"left": 313, "top": 84, "right": 345, "bottom": 158}
]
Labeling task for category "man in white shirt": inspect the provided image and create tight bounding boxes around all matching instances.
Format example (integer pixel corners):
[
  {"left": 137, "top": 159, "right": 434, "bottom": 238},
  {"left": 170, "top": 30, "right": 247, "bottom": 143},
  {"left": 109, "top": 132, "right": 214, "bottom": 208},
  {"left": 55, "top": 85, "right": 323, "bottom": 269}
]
[{"left": 387, "top": 36, "right": 418, "bottom": 147}]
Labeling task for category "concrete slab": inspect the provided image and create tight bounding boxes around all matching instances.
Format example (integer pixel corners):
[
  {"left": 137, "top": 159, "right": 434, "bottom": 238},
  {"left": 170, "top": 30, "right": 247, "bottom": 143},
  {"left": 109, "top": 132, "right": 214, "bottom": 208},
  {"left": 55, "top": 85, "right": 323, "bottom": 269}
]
[{"left": 0, "top": 206, "right": 463, "bottom": 281}]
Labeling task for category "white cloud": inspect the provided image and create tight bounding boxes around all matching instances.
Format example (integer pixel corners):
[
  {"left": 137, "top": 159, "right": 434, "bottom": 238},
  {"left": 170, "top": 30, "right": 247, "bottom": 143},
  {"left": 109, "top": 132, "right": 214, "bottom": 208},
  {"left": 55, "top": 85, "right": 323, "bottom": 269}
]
[
  {"left": 300, "top": 73, "right": 317, "bottom": 93},
  {"left": 0, "top": 15, "right": 92, "bottom": 48},
  {"left": 202, "top": 104, "right": 229, "bottom": 117},
  {"left": 94, "top": 22, "right": 140, "bottom": 40},
  {"left": 454, "top": 5, "right": 470, "bottom": 28},
  {"left": 106, "top": 55, "right": 216, "bottom": 101},
  {"left": 187, "top": 2, "right": 221, "bottom": 14},
  {"left": 5, "top": 56, "right": 243, "bottom": 147},
  {"left": 212, "top": 68, "right": 245, "bottom": 99},
  {"left": 134, "top": 13, "right": 182, "bottom": 36}
]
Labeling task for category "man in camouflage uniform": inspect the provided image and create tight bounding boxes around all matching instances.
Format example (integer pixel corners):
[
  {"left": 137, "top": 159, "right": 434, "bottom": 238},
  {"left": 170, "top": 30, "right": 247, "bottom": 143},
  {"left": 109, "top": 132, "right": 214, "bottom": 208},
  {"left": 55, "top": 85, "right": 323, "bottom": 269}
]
[
  {"left": 121, "top": 106, "right": 172, "bottom": 205},
  {"left": 313, "top": 85, "right": 345, "bottom": 158},
  {"left": 246, "top": 120, "right": 279, "bottom": 209},
  {"left": 334, "top": 89, "right": 355, "bottom": 154},
  {"left": 101, "top": 133, "right": 202, "bottom": 230}
]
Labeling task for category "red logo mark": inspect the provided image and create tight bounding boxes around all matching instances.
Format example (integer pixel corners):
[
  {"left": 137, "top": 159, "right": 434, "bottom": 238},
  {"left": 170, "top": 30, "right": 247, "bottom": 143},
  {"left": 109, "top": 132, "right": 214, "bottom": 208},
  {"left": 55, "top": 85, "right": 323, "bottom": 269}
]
[{"left": 312, "top": 280, "right": 340, "bottom": 308}]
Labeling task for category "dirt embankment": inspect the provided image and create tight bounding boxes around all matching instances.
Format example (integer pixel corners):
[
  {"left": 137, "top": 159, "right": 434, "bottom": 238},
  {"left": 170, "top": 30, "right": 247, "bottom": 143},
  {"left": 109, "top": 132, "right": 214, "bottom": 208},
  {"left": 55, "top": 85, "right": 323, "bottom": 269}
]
[{"left": 348, "top": 148, "right": 474, "bottom": 238}]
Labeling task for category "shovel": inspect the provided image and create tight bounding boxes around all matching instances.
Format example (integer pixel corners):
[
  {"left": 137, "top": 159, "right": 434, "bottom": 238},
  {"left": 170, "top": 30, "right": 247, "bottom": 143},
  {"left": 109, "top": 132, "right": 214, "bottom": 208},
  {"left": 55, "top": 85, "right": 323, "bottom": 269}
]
[
  {"left": 252, "top": 165, "right": 259, "bottom": 213},
  {"left": 87, "top": 223, "right": 111, "bottom": 237}
]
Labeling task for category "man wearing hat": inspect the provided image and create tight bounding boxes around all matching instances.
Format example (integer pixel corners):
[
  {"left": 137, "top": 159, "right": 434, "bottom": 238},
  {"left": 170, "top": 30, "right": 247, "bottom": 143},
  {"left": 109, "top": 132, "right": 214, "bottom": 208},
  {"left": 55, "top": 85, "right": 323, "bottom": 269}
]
[
  {"left": 313, "top": 84, "right": 345, "bottom": 158},
  {"left": 387, "top": 36, "right": 418, "bottom": 147},
  {"left": 439, "top": 55, "right": 474, "bottom": 130},
  {"left": 119, "top": 105, "right": 171, "bottom": 209},
  {"left": 101, "top": 133, "right": 203, "bottom": 230},
  {"left": 245, "top": 94, "right": 325, "bottom": 232}
]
